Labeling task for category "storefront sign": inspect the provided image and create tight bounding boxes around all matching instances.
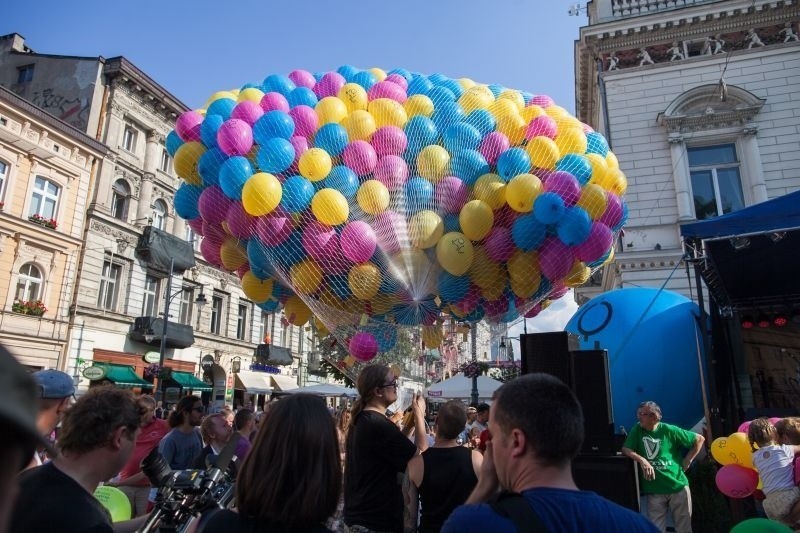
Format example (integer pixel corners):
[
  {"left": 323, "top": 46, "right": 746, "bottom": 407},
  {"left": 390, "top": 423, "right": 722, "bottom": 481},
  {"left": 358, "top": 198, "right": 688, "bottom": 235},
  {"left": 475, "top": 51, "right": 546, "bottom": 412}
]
[
  {"left": 201, "top": 354, "right": 215, "bottom": 371},
  {"left": 82, "top": 365, "right": 107, "bottom": 381},
  {"left": 143, "top": 351, "right": 161, "bottom": 364}
]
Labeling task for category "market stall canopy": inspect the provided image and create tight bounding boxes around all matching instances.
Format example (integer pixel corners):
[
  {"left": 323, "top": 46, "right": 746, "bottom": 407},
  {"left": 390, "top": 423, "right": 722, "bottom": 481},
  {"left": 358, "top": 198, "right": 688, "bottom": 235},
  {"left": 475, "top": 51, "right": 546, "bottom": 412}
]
[
  {"left": 681, "top": 191, "right": 800, "bottom": 310},
  {"left": 425, "top": 373, "right": 502, "bottom": 401},
  {"left": 168, "top": 371, "right": 212, "bottom": 392},
  {"left": 98, "top": 363, "right": 153, "bottom": 389},
  {"left": 270, "top": 374, "right": 297, "bottom": 391},
  {"left": 234, "top": 371, "right": 272, "bottom": 394},
  {"left": 282, "top": 383, "right": 358, "bottom": 397}
]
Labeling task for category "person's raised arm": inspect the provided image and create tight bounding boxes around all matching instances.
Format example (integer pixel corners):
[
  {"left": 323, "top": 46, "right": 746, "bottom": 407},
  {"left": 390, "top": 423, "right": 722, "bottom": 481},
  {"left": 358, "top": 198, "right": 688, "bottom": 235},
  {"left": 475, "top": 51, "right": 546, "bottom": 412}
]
[
  {"left": 465, "top": 440, "right": 499, "bottom": 504},
  {"left": 412, "top": 393, "right": 428, "bottom": 453}
]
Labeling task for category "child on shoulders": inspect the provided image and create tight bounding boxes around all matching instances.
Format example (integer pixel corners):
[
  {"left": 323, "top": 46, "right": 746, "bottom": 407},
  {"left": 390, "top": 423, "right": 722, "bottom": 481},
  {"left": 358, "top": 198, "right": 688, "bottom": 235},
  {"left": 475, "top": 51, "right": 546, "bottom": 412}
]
[{"left": 748, "top": 418, "right": 800, "bottom": 525}]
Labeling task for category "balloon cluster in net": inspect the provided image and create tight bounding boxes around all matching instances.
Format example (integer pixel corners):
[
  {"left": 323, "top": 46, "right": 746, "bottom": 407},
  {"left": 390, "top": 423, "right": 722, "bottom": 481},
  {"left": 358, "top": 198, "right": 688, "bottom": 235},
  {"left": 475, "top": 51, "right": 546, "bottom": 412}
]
[{"left": 168, "top": 65, "right": 628, "bottom": 365}]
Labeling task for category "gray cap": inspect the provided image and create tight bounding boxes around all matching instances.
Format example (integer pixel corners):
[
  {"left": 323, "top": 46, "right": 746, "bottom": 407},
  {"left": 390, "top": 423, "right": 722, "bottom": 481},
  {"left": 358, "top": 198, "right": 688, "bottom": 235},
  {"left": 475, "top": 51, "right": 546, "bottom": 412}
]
[
  {"left": 0, "top": 344, "right": 54, "bottom": 465},
  {"left": 33, "top": 368, "right": 75, "bottom": 399}
]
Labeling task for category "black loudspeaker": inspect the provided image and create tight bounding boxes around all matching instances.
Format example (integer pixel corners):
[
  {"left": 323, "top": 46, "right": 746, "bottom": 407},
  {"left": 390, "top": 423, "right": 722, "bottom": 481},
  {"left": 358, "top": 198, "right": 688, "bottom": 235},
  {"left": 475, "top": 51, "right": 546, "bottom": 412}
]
[
  {"left": 519, "top": 332, "right": 578, "bottom": 386},
  {"left": 571, "top": 349, "right": 615, "bottom": 454},
  {"left": 572, "top": 455, "right": 640, "bottom": 512}
]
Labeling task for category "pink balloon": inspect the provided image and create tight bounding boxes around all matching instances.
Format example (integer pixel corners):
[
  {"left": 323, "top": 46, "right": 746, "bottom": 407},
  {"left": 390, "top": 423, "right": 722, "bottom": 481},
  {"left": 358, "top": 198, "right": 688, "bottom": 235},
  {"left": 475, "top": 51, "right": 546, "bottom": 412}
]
[
  {"left": 737, "top": 421, "right": 752, "bottom": 434},
  {"left": 454, "top": 284, "right": 481, "bottom": 314},
  {"left": 371, "top": 126, "right": 408, "bottom": 157},
  {"left": 529, "top": 95, "right": 555, "bottom": 108},
  {"left": 539, "top": 237, "right": 573, "bottom": 281},
  {"left": 479, "top": 132, "right": 510, "bottom": 166},
  {"left": 341, "top": 221, "right": 377, "bottom": 263},
  {"left": 549, "top": 283, "right": 569, "bottom": 300},
  {"left": 484, "top": 297, "right": 509, "bottom": 318},
  {"left": 198, "top": 186, "right": 232, "bottom": 226},
  {"left": 187, "top": 217, "right": 205, "bottom": 236},
  {"left": 343, "top": 140, "right": 378, "bottom": 176},
  {"left": 769, "top": 417, "right": 783, "bottom": 426},
  {"left": 217, "top": 118, "right": 253, "bottom": 156},
  {"left": 485, "top": 227, "right": 515, "bottom": 262},
  {"left": 255, "top": 211, "right": 293, "bottom": 246},
  {"left": 494, "top": 205, "right": 518, "bottom": 229},
  {"left": 226, "top": 202, "right": 256, "bottom": 239},
  {"left": 302, "top": 221, "right": 339, "bottom": 263},
  {"left": 288, "top": 135, "right": 309, "bottom": 173},
  {"left": 289, "top": 105, "right": 318, "bottom": 139},
  {"left": 715, "top": 464, "right": 758, "bottom": 499},
  {"left": 201, "top": 222, "right": 228, "bottom": 246},
  {"left": 524, "top": 302, "right": 543, "bottom": 318},
  {"left": 373, "top": 155, "right": 409, "bottom": 191},
  {"left": 385, "top": 73, "right": 409, "bottom": 91},
  {"left": 525, "top": 115, "right": 558, "bottom": 140},
  {"left": 236, "top": 264, "right": 250, "bottom": 278},
  {"left": 367, "top": 80, "right": 407, "bottom": 103},
  {"left": 573, "top": 223, "right": 613, "bottom": 263},
  {"left": 260, "top": 92, "right": 290, "bottom": 113},
  {"left": 175, "top": 110, "right": 204, "bottom": 142},
  {"left": 350, "top": 332, "right": 379, "bottom": 361},
  {"left": 435, "top": 176, "right": 469, "bottom": 214},
  {"left": 230, "top": 100, "right": 264, "bottom": 126},
  {"left": 599, "top": 193, "right": 623, "bottom": 229},
  {"left": 288, "top": 69, "right": 316, "bottom": 89},
  {"left": 374, "top": 210, "right": 405, "bottom": 254},
  {"left": 200, "top": 238, "right": 222, "bottom": 267},
  {"left": 314, "top": 72, "right": 346, "bottom": 98},
  {"left": 544, "top": 171, "right": 581, "bottom": 207}
]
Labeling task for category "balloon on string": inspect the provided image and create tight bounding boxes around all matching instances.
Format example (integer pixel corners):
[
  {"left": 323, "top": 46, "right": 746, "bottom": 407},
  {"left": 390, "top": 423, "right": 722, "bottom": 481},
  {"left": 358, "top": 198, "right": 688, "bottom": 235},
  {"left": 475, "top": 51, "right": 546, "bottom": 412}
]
[{"left": 716, "top": 464, "right": 758, "bottom": 498}]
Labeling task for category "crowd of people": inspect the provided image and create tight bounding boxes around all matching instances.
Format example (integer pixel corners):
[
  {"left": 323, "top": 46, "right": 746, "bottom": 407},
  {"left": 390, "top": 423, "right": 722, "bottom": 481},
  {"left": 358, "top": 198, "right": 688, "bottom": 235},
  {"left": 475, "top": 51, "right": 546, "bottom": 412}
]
[{"left": 3, "top": 341, "right": 798, "bottom": 532}]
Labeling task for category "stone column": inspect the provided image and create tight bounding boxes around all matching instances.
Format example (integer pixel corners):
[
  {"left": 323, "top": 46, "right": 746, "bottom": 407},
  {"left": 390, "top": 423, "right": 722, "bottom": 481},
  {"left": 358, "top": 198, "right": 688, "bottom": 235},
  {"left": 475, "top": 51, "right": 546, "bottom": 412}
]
[
  {"left": 668, "top": 133, "right": 694, "bottom": 220},
  {"left": 136, "top": 174, "right": 154, "bottom": 222},
  {"left": 740, "top": 124, "right": 767, "bottom": 204},
  {"left": 144, "top": 131, "right": 162, "bottom": 175}
]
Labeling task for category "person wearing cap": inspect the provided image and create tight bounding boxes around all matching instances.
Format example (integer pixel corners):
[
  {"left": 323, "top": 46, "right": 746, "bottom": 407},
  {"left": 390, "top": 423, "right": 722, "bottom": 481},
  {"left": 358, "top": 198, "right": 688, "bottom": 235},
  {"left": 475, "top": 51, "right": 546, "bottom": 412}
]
[
  {"left": 28, "top": 368, "right": 75, "bottom": 469},
  {"left": 470, "top": 403, "right": 490, "bottom": 434},
  {"left": 0, "top": 344, "right": 52, "bottom": 533},
  {"left": 459, "top": 406, "right": 478, "bottom": 445}
]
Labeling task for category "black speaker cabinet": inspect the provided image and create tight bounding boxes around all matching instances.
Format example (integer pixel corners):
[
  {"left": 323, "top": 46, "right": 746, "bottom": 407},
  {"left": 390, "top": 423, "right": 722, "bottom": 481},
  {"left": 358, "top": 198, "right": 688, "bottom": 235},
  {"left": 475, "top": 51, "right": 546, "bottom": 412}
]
[
  {"left": 572, "top": 349, "right": 615, "bottom": 454},
  {"left": 572, "top": 455, "right": 640, "bottom": 512},
  {"left": 519, "top": 332, "right": 578, "bottom": 386}
]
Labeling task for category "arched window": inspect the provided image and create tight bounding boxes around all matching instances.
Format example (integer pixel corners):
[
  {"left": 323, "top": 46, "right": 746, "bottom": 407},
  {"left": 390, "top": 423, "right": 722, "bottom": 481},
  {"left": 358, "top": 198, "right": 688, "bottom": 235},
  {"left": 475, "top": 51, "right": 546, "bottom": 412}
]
[
  {"left": 111, "top": 179, "right": 130, "bottom": 221},
  {"left": 16, "top": 263, "right": 43, "bottom": 302},
  {"left": 152, "top": 199, "right": 167, "bottom": 230}
]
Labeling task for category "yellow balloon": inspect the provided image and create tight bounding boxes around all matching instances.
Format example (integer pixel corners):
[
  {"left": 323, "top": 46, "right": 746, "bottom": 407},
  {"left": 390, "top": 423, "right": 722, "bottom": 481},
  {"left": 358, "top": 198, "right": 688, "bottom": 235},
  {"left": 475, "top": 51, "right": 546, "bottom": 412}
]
[
  {"left": 349, "top": 263, "right": 381, "bottom": 300},
  {"left": 241, "top": 271, "right": 274, "bottom": 303},
  {"left": 457, "top": 78, "right": 477, "bottom": 90},
  {"left": 481, "top": 281, "right": 506, "bottom": 301},
  {"left": 577, "top": 184, "right": 608, "bottom": 220},
  {"left": 173, "top": 142, "right": 206, "bottom": 185},
  {"left": 298, "top": 148, "right": 332, "bottom": 182},
  {"left": 565, "top": 261, "right": 591, "bottom": 288},
  {"left": 541, "top": 299, "right": 552, "bottom": 310},
  {"left": 474, "top": 173, "right": 507, "bottom": 210},
  {"left": 506, "top": 173, "right": 543, "bottom": 213},
  {"left": 369, "top": 67, "right": 387, "bottom": 81},
  {"left": 369, "top": 294, "right": 396, "bottom": 315},
  {"left": 507, "top": 249, "right": 540, "bottom": 283},
  {"left": 357, "top": 180, "right": 390, "bottom": 215},
  {"left": 469, "top": 247, "right": 504, "bottom": 290},
  {"left": 555, "top": 127, "right": 588, "bottom": 156},
  {"left": 604, "top": 248, "right": 615, "bottom": 265},
  {"left": 409, "top": 210, "right": 444, "bottom": 249},
  {"left": 205, "top": 92, "right": 236, "bottom": 107},
  {"left": 368, "top": 98, "right": 408, "bottom": 129},
  {"left": 459, "top": 86, "right": 495, "bottom": 113},
  {"left": 220, "top": 239, "right": 247, "bottom": 271},
  {"left": 520, "top": 104, "right": 545, "bottom": 123},
  {"left": 284, "top": 296, "right": 312, "bottom": 326},
  {"left": 511, "top": 273, "right": 541, "bottom": 299},
  {"left": 417, "top": 145, "right": 450, "bottom": 182},
  {"left": 544, "top": 105, "right": 570, "bottom": 119},
  {"left": 609, "top": 169, "right": 628, "bottom": 196},
  {"left": 316, "top": 96, "right": 348, "bottom": 125},
  {"left": 525, "top": 136, "right": 560, "bottom": 170},
  {"left": 606, "top": 151, "right": 620, "bottom": 170},
  {"left": 584, "top": 153, "right": 610, "bottom": 186},
  {"left": 319, "top": 289, "right": 347, "bottom": 311},
  {"left": 290, "top": 259, "right": 323, "bottom": 294},
  {"left": 488, "top": 99, "right": 518, "bottom": 121},
  {"left": 242, "top": 172, "right": 282, "bottom": 216},
  {"left": 338, "top": 83, "right": 368, "bottom": 113},
  {"left": 312, "top": 316, "right": 330, "bottom": 337},
  {"left": 404, "top": 95, "right": 435, "bottom": 118},
  {"left": 422, "top": 326, "right": 444, "bottom": 348},
  {"left": 459, "top": 200, "right": 494, "bottom": 241},
  {"left": 496, "top": 113, "right": 527, "bottom": 145},
  {"left": 498, "top": 90, "right": 525, "bottom": 111},
  {"left": 311, "top": 188, "right": 349, "bottom": 226},
  {"left": 342, "top": 109, "right": 376, "bottom": 141},
  {"left": 436, "top": 232, "right": 474, "bottom": 276},
  {"left": 237, "top": 87, "right": 265, "bottom": 103}
]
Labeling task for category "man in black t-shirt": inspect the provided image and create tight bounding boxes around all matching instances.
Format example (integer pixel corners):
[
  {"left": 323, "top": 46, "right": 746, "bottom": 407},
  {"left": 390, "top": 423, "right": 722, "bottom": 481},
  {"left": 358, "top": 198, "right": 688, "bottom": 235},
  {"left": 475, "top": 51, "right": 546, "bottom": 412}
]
[
  {"left": 10, "top": 386, "right": 147, "bottom": 533},
  {"left": 344, "top": 364, "right": 428, "bottom": 533}
]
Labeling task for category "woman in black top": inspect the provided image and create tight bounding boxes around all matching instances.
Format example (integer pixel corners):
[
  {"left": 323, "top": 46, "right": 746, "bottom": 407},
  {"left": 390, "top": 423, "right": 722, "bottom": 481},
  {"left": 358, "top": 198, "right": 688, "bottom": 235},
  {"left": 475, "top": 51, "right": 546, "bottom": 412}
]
[{"left": 200, "top": 394, "right": 341, "bottom": 532}]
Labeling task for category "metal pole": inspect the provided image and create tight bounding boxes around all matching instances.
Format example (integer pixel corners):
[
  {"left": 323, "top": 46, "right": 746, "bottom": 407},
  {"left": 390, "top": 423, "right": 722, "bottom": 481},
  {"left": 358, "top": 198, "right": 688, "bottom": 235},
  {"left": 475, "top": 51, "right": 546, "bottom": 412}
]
[
  {"left": 158, "top": 257, "right": 174, "bottom": 408},
  {"left": 470, "top": 326, "right": 479, "bottom": 406}
]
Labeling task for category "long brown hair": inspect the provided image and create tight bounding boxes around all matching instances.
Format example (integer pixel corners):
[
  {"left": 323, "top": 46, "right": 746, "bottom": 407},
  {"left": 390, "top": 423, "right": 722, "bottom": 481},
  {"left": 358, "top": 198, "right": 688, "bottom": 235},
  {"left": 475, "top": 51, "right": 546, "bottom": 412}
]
[
  {"left": 168, "top": 395, "right": 201, "bottom": 428},
  {"left": 236, "top": 394, "right": 341, "bottom": 529},
  {"left": 347, "top": 364, "right": 391, "bottom": 437}
]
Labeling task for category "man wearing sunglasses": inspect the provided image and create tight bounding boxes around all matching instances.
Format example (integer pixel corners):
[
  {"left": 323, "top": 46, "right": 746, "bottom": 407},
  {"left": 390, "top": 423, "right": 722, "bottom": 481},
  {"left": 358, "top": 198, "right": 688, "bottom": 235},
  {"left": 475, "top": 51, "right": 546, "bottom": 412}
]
[{"left": 157, "top": 395, "right": 204, "bottom": 471}]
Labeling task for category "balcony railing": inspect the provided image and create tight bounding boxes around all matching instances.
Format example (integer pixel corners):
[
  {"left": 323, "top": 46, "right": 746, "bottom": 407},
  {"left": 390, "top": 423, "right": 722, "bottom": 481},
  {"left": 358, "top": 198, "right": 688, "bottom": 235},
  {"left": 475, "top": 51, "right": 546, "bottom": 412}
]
[{"left": 128, "top": 316, "right": 195, "bottom": 349}]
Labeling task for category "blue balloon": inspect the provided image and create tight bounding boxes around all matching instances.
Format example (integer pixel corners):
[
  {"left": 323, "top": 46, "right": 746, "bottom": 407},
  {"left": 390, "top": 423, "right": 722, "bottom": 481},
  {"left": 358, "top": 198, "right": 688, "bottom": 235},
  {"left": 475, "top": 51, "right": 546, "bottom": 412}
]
[
  {"left": 438, "top": 271, "right": 470, "bottom": 303},
  {"left": 253, "top": 111, "right": 295, "bottom": 143},
  {"left": 443, "top": 123, "right": 482, "bottom": 152},
  {"left": 314, "top": 123, "right": 349, "bottom": 156},
  {"left": 443, "top": 213, "right": 461, "bottom": 233},
  {"left": 428, "top": 73, "right": 448, "bottom": 84},
  {"left": 165, "top": 131, "right": 183, "bottom": 157},
  {"left": 247, "top": 239, "right": 275, "bottom": 278},
  {"left": 427, "top": 86, "right": 457, "bottom": 105},
  {"left": 258, "top": 299, "right": 280, "bottom": 312},
  {"left": 351, "top": 70, "right": 377, "bottom": 90},
  {"left": 496, "top": 148, "right": 531, "bottom": 181},
  {"left": 450, "top": 149, "right": 489, "bottom": 186},
  {"left": 556, "top": 154, "right": 593, "bottom": 185},
  {"left": 241, "top": 82, "right": 261, "bottom": 90},
  {"left": 327, "top": 274, "right": 353, "bottom": 299},
  {"left": 218, "top": 156, "right": 253, "bottom": 200},
  {"left": 439, "top": 78, "right": 464, "bottom": 98},
  {"left": 280, "top": 176, "right": 315, "bottom": 213},
  {"left": 407, "top": 76, "right": 434, "bottom": 96},
  {"left": 374, "top": 327, "right": 397, "bottom": 352},
  {"left": 405, "top": 177, "right": 434, "bottom": 211},
  {"left": 324, "top": 165, "right": 359, "bottom": 197},
  {"left": 388, "top": 68, "right": 413, "bottom": 82},
  {"left": 404, "top": 116, "right": 439, "bottom": 148},
  {"left": 465, "top": 109, "right": 496, "bottom": 137},
  {"left": 287, "top": 87, "right": 318, "bottom": 108},
  {"left": 262, "top": 74, "right": 295, "bottom": 96},
  {"left": 273, "top": 232, "right": 304, "bottom": 266},
  {"left": 198, "top": 148, "right": 226, "bottom": 187},
  {"left": 200, "top": 114, "right": 224, "bottom": 148},
  {"left": 511, "top": 214, "right": 548, "bottom": 251},
  {"left": 462, "top": 307, "right": 486, "bottom": 323},
  {"left": 174, "top": 184, "right": 203, "bottom": 220},
  {"left": 257, "top": 138, "right": 295, "bottom": 174},
  {"left": 337, "top": 64, "right": 360, "bottom": 81},
  {"left": 205, "top": 98, "right": 236, "bottom": 120},
  {"left": 533, "top": 192, "right": 565, "bottom": 225},
  {"left": 487, "top": 84, "right": 504, "bottom": 97},
  {"left": 556, "top": 206, "right": 593, "bottom": 246},
  {"left": 564, "top": 288, "right": 705, "bottom": 431},
  {"left": 520, "top": 91, "right": 534, "bottom": 105},
  {"left": 432, "top": 101, "right": 465, "bottom": 131},
  {"left": 586, "top": 132, "right": 610, "bottom": 156}
]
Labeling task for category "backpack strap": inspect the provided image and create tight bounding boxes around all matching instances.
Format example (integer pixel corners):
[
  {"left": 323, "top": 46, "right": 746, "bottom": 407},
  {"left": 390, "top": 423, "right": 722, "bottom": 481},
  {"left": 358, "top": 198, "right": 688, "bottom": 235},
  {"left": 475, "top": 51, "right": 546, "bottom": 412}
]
[{"left": 489, "top": 491, "right": 548, "bottom": 533}]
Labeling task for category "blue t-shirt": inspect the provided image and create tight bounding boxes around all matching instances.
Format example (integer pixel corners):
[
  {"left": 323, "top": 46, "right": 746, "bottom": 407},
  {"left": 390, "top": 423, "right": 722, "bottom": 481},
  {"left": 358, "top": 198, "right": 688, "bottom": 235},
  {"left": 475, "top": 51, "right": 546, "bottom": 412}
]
[
  {"left": 158, "top": 428, "right": 203, "bottom": 470},
  {"left": 442, "top": 487, "right": 659, "bottom": 532}
]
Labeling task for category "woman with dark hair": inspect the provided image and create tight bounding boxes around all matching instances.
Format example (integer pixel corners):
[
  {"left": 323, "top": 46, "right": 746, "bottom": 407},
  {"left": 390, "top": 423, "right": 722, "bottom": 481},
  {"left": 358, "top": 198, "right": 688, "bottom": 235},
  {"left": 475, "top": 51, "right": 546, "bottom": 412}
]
[
  {"left": 200, "top": 393, "right": 341, "bottom": 532},
  {"left": 344, "top": 364, "right": 427, "bottom": 532}
]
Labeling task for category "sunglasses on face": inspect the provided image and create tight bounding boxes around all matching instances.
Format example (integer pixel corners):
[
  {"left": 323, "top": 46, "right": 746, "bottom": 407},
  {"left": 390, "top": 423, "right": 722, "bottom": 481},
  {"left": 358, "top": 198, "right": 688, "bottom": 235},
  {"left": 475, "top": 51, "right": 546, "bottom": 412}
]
[
  {"left": 638, "top": 412, "right": 657, "bottom": 418},
  {"left": 378, "top": 380, "right": 398, "bottom": 390}
]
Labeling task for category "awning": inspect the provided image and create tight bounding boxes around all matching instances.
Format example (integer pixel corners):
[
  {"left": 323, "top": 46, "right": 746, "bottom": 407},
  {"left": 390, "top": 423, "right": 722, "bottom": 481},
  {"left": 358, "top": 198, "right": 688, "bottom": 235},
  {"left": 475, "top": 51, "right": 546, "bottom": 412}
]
[
  {"left": 234, "top": 371, "right": 273, "bottom": 394},
  {"left": 169, "top": 371, "right": 212, "bottom": 392},
  {"left": 270, "top": 374, "right": 297, "bottom": 391},
  {"left": 100, "top": 364, "right": 153, "bottom": 389}
]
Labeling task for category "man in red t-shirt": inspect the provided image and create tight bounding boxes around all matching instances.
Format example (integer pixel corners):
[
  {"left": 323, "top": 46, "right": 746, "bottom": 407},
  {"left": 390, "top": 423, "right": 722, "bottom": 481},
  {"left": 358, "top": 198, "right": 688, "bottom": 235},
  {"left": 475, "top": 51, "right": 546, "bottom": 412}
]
[{"left": 108, "top": 394, "right": 169, "bottom": 517}]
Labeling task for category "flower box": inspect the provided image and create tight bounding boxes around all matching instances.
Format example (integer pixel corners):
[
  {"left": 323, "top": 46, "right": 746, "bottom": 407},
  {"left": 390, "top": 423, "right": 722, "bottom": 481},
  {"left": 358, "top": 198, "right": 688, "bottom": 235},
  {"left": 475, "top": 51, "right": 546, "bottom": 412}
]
[
  {"left": 28, "top": 214, "right": 58, "bottom": 230},
  {"left": 11, "top": 299, "right": 47, "bottom": 316}
]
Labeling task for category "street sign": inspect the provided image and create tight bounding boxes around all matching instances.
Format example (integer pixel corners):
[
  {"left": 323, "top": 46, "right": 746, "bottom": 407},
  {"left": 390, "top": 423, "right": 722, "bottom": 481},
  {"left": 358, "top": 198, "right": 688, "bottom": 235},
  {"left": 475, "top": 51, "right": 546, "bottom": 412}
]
[
  {"left": 82, "top": 365, "right": 107, "bottom": 381},
  {"left": 201, "top": 354, "right": 215, "bottom": 371},
  {"left": 143, "top": 351, "right": 161, "bottom": 364}
]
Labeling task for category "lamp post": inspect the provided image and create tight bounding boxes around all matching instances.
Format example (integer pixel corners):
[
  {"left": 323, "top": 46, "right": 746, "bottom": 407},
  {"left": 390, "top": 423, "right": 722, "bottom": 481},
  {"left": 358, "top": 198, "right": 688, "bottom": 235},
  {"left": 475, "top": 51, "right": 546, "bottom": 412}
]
[
  {"left": 145, "top": 257, "right": 207, "bottom": 408},
  {"left": 470, "top": 325, "right": 479, "bottom": 406}
]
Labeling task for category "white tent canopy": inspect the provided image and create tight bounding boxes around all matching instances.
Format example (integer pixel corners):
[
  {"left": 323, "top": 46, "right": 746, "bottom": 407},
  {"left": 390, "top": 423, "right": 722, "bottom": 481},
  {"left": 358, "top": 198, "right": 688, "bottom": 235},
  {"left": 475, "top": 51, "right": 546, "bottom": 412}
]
[
  {"left": 283, "top": 383, "right": 359, "bottom": 398},
  {"left": 234, "top": 371, "right": 272, "bottom": 395},
  {"left": 425, "top": 373, "right": 502, "bottom": 401}
]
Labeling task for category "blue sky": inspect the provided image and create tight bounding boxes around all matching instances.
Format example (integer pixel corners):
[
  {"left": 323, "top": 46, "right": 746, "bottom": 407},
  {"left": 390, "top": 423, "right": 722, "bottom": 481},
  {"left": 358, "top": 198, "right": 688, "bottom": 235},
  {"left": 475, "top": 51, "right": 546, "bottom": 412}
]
[{"left": 3, "top": 0, "right": 586, "bottom": 111}]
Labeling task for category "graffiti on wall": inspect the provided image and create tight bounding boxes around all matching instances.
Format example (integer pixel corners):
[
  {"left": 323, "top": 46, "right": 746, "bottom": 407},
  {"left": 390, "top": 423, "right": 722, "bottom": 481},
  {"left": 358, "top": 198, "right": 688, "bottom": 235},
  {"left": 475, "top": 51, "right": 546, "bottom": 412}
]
[{"left": 31, "top": 88, "right": 90, "bottom": 130}]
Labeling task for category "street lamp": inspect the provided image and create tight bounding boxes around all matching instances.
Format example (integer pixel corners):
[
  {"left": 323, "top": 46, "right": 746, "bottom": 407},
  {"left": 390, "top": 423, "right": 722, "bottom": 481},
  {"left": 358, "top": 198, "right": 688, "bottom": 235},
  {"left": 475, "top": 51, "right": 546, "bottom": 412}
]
[
  {"left": 470, "top": 325, "right": 479, "bottom": 406},
  {"left": 144, "top": 257, "right": 207, "bottom": 407}
]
